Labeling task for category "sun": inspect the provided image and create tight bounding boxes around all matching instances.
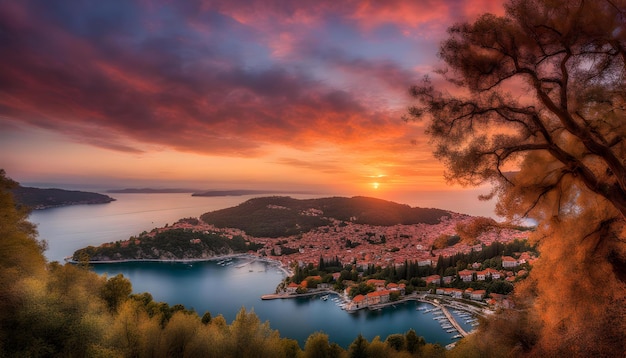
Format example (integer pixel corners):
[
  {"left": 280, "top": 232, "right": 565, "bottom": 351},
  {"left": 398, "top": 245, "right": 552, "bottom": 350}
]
[{"left": 367, "top": 174, "right": 386, "bottom": 190}]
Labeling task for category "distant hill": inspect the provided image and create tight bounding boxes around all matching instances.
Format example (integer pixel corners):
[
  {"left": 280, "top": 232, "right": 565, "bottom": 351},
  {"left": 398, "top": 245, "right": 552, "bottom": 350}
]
[
  {"left": 11, "top": 186, "right": 115, "bottom": 210},
  {"left": 107, "top": 188, "right": 199, "bottom": 193},
  {"left": 192, "top": 189, "right": 314, "bottom": 197},
  {"left": 73, "top": 228, "right": 261, "bottom": 262},
  {"left": 199, "top": 196, "right": 452, "bottom": 238}
]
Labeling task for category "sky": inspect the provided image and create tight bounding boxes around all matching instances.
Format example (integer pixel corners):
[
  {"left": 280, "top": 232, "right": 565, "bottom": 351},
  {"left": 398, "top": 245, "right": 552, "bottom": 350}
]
[{"left": 0, "top": 0, "right": 506, "bottom": 210}]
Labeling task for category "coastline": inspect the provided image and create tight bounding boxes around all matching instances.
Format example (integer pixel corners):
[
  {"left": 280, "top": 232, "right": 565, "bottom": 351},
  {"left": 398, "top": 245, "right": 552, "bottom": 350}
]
[
  {"left": 260, "top": 290, "right": 479, "bottom": 340},
  {"left": 71, "top": 253, "right": 293, "bottom": 276}
]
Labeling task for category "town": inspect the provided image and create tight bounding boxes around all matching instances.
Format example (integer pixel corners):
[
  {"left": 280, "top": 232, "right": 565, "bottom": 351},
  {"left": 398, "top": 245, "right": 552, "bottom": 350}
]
[{"left": 146, "top": 208, "right": 536, "bottom": 310}]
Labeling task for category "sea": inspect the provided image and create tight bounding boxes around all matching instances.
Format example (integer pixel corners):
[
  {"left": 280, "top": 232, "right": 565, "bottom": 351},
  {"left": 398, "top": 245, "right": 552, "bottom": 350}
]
[{"left": 29, "top": 192, "right": 482, "bottom": 348}]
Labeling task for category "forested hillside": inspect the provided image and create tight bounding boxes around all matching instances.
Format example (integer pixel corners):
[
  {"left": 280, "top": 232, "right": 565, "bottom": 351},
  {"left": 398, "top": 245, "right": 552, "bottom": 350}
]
[
  {"left": 11, "top": 186, "right": 115, "bottom": 209},
  {"left": 73, "top": 229, "right": 263, "bottom": 262},
  {"left": 200, "top": 196, "right": 451, "bottom": 238}
]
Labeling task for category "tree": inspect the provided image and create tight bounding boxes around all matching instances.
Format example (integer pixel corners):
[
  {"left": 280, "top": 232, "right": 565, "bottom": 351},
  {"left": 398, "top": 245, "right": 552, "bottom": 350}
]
[
  {"left": 201, "top": 311, "right": 212, "bottom": 324},
  {"left": 304, "top": 331, "right": 332, "bottom": 358},
  {"left": 404, "top": 329, "right": 424, "bottom": 354},
  {"left": 348, "top": 334, "right": 368, "bottom": 358},
  {"left": 100, "top": 274, "right": 132, "bottom": 312},
  {"left": 408, "top": 0, "right": 626, "bottom": 356},
  {"left": 160, "top": 311, "right": 201, "bottom": 356},
  {"left": 385, "top": 334, "right": 405, "bottom": 351}
]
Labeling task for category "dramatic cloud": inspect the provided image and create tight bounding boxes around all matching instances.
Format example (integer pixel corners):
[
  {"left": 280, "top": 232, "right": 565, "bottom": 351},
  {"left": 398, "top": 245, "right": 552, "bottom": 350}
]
[{"left": 0, "top": 0, "right": 507, "bottom": 190}]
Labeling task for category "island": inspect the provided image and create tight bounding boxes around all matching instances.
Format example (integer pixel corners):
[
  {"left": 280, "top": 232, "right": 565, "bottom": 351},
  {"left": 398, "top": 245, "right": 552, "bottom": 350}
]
[
  {"left": 107, "top": 188, "right": 200, "bottom": 193},
  {"left": 192, "top": 189, "right": 314, "bottom": 197},
  {"left": 11, "top": 186, "right": 115, "bottom": 210}
]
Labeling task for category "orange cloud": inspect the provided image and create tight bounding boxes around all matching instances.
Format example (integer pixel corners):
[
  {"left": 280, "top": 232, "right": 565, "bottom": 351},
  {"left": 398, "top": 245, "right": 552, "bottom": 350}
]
[{"left": 0, "top": 0, "right": 511, "bottom": 193}]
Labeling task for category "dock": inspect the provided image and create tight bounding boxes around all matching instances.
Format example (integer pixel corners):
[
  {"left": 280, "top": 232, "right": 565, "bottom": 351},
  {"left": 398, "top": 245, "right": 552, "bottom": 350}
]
[
  {"left": 439, "top": 305, "right": 469, "bottom": 337},
  {"left": 261, "top": 290, "right": 335, "bottom": 300}
]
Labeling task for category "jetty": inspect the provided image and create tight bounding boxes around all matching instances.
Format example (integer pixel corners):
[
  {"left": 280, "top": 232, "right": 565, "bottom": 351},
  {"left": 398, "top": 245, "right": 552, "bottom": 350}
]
[
  {"left": 235, "top": 257, "right": 256, "bottom": 268},
  {"left": 261, "top": 290, "right": 335, "bottom": 300},
  {"left": 439, "top": 305, "right": 469, "bottom": 337}
]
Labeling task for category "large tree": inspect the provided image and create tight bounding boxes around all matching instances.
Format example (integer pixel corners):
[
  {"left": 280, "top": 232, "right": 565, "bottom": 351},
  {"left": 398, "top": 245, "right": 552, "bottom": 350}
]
[{"left": 408, "top": 0, "right": 626, "bottom": 356}]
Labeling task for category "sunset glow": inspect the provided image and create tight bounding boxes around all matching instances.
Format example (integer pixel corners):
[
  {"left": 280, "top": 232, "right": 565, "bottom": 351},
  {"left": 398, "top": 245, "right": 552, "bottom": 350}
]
[{"left": 0, "top": 0, "right": 505, "bottom": 205}]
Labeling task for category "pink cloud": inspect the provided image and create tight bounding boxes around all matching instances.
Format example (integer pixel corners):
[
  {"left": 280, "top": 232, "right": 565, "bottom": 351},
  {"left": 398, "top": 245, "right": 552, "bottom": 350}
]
[{"left": 0, "top": 0, "right": 509, "bottom": 188}]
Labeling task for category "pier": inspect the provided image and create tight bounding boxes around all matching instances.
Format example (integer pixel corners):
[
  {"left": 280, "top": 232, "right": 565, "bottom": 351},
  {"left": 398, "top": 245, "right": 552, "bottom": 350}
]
[
  {"left": 261, "top": 290, "right": 336, "bottom": 300},
  {"left": 439, "top": 304, "right": 469, "bottom": 337}
]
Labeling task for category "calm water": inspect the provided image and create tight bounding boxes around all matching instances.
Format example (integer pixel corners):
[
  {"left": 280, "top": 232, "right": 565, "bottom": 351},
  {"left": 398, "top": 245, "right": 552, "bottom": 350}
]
[
  {"left": 29, "top": 193, "right": 474, "bottom": 348},
  {"left": 31, "top": 193, "right": 321, "bottom": 262},
  {"left": 90, "top": 258, "right": 467, "bottom": 348}
]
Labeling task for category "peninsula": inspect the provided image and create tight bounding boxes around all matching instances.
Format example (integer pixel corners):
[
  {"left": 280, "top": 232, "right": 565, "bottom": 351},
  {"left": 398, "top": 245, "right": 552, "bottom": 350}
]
[
  {"left": 192, "top": 189, "right": 314, "bottom": 197},
  {"left": 107, "top": 188, "right": 199, "bottom": 193},
  {"left": 11, "top": 186, "right": 115, "bottom": 210},
  {"left": 74, "top": 195, "right": 531, "bottom": 270},
  {"left": 73, "top": 218, "right": 262, "bottom": 262}
]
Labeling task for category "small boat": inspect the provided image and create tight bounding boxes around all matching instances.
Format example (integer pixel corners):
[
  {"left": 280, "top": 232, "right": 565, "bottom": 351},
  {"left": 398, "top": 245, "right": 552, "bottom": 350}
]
[
  {"left": 452, "top": 334, "right": 462, "bottom": 339},
  {"left": 321, "top": 295, "right": 329, "bottom": 301}
]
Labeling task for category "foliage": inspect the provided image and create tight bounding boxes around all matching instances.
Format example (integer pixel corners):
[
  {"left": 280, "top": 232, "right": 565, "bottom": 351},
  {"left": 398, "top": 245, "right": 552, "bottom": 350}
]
[
  {"left": 348, "top": 334, "right": 368, "bottom": 358},
  {"left": 408, "top": 0, "right": 626, "bottom": 355},
  {"left": 432, "top": 234, "right": 461, "bottom": 249},
  {"left": 100, "top": 274, "right": 132, "bottom": 312},
  {"left": 200, "top": 196, "right": 451, "bottom": 237},
  {"left": 73, "top": 229, "right": 262, "bottom": 261},
  {"left": 348, "top": 283, "right": 376, "bottom": 298},
  {"left": 4, "top": 170, "right": 461, "bottom": 357},
  {"left": 455, "top": 217, "right": 500, "bottom": 244},
  {"left": 10, "top": 185, "right": 115, "bottom": 209}
]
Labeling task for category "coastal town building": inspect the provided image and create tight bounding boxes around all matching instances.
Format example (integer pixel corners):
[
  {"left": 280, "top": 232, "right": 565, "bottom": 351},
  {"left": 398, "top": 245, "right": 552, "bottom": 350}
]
[
  {"left": 425, "top": 275, "right": 441, "bottom": 285},
  {"left": 502, "top": 256, "right": 519, "bottom": 268},
  {"left": 286, "top": 282, "right": 299, "bottom": 293},
  {"left": 458, "top": 269, "right": 475, "bottom": 282},
  {"left": 470, "top": 290, "right": 486, "bottom": 300}
]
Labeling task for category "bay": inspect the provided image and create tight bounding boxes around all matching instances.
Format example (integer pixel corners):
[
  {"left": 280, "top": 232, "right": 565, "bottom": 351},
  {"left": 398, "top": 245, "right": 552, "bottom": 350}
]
[
  {"left": 30, "top": 193, "right": 321, "bottom": 263},
  {"left": 90, "top": 258, "right": 465, "bottom": 348},
  {"left": 29, "top": 193, "right": 473, "bottom": 348}
]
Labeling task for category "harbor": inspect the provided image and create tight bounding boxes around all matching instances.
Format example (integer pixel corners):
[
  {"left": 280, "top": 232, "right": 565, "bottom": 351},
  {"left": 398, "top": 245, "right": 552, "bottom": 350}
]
[{"left": 262, "top": 288, "right": 480, "bottom": 346}]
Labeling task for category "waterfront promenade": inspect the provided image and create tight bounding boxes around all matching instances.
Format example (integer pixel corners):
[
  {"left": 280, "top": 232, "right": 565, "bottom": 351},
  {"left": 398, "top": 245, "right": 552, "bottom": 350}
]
[{"left": 262, "top": 290, "right": 474, "bottom": 338}]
